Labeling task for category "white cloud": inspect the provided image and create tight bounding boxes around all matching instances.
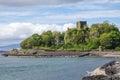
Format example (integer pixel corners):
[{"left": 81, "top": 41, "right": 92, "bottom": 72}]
[
  {"left": 30, "top": 10, "right": 120, "bottom": 23},
  {"left": 116, "top": 24, "right": 120, "bottom": 30},
  {"left": 63, "top": 4, "right": 106, "bottom": 10},
  {"left": 0, "top": 11, "right": 33, "bottom": 17},
  {"left": 0, "top": 22, "right": 75, "bottom": 46},
  {"left": 108, "top": 0, "right": 120, "bottom": 3},
  {"left": 1, "top": 10, "right": 120, "bottom": 24},
  {"left": 0, "top": 0, "right": 80, "bottom": 7},
  {"left": 0, "top": 0, "right": 119, "bottom": 7}
]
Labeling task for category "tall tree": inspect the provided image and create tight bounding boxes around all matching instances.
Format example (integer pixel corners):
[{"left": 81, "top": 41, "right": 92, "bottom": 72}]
[
  {"left": 89, "top": 21, "right": 119, "bottom": 39},
  {"left": 41, "top": 31, "right": 54, "bottom": 47},
  {"left": 100, "top": 31, "right": 120, "bottom": 49}
]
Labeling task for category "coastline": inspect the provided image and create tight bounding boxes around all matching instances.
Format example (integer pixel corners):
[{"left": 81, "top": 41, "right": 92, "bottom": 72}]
[
  {"left": 1, "top": 49, "right": 120, "bottom": 58},
  {"left": 82, "top": 60, "right": 120, "bottom": 80}
]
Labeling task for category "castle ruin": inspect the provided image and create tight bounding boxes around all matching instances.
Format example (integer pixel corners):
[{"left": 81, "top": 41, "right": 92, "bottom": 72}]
[{"left": 76, "top": 21, "right": 87, "bottom": 30}]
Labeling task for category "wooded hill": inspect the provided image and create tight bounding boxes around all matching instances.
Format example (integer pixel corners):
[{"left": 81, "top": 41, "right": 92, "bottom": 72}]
[{"left": 20, "top": 21, "right": 120, "bottom": 51}]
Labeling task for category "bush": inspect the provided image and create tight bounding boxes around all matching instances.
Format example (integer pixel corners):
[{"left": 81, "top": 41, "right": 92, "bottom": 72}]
[
  {"left": 85, "top": 38, "right": 100, "bottom": 50},
  {"left": 115, "top": 47, "right": 120, "bottom": 51}
]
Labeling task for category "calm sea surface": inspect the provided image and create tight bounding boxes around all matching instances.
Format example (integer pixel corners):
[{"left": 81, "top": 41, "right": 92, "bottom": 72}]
[{"left": 0, "top": 53, "right": 118, "bottom": 80}]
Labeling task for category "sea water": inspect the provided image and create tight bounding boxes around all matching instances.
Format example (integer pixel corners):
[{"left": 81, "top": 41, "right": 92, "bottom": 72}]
[{"left": 0, "top": 55, "right": 117, "bottom": 80}]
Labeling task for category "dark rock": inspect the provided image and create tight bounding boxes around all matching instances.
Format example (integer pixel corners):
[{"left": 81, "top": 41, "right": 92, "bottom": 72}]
[
  {"left": 105, "top": 65, "right": 117, "bottom": 75},
  {"left": 10, "top": 49, "right": 19, "bottom": 54},
  {"left": 26, "top": 49, "right": 38, "bottom": 55},
  {"left": 103, "top": 61, "right": 120, "bottom": 76},
  {"left": 82, "top": 75, "right": 109, "bottom": 80},
  {"left": 100, "top": 61, "right": 116, "bottom": 69},
  {"left": 111, "top": 75, "right": 120, "bottom": 80},
  {"left": 82, "top": 61, "right": 120, "bottom": 80}
]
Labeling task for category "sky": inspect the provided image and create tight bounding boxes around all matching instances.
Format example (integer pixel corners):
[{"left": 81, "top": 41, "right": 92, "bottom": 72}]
[{"left": 0, "top": 0, "right": 120, "bottom": 46}]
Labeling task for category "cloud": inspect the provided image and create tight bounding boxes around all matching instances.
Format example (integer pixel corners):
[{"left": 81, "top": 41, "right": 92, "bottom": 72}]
[
  {"left": 0, "top": 23, "right": 75, "bottom": 46},
  {"left": 49, "top": 10, "right": 120, "bottom": 19},
  {"left": 30, "top": 10, "right": 120, "bottom": 24},
  {"left": 0, "top": 0, "right": 120, "bottom": 7},
  {"left": 0, "top": 0, "right": 80, "bottom": 7},
  {"left": 0, "top": 11, "right": 33, "bottom": 17},
  {"left": 116, "top": 24, "right": 120, "bottom": 30},
  {"left": 0, "top": 9, "right": 120, "bottom": 24}
]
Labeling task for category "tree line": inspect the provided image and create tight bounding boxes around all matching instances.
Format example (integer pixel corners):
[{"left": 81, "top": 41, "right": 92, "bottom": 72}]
[{"left": 20, "top": 21, "right": 120, "bottom": 51}]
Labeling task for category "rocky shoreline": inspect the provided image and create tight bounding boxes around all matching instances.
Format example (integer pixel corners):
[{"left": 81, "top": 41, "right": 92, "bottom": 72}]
[
  {"left": 2, "top": 49, "right": 90, "bottom": 57},
  {"left": 1, "top": 49, "right": 120, "bottom": 58},
  {"left": 82, "top": 60, "right": 120, "bottom": 80}
]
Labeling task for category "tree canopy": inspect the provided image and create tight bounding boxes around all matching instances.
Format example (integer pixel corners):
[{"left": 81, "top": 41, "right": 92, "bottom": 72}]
[
  {"left": 20, "top": 21, "right": 120, "bottom": 51},
  {"left": 100, "top": 31, "right": 120, "bottom": 49}
]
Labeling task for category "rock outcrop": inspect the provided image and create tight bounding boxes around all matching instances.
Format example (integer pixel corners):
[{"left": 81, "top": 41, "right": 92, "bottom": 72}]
[
  {"left": 82, "top": 61, "right": 120, "bottom": 80},
  {"left": 2, "top": 48, "right": 91, "bottom": 57}
]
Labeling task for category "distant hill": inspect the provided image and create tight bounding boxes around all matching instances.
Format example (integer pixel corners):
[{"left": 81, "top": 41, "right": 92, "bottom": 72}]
[
  {"left": 0, "top": 44, "right": 20, "bottom": 51},
  {"left": 0, "top": 51, "right": 7, "bottom": 53}
]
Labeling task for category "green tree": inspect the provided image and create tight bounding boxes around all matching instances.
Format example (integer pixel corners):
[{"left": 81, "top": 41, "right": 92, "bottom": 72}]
[
  {"left": 41, "top": 31, "right": 54, "bottom": 47},
  {"left": 20, "top": 33, "right": 42, "bottom": 49},
  {"left": 100, "top": 31, "right": 120, "bottom": 49},
  {"left": 64, "top": 25, "right": 89, "bottom": 45},
  {"left": 52, "top": 31, "right": 64, "bottom": 45},
  {"left": 81, "top": 25, "right": 89, "bottom": 43},
  {"left": 32, "top": 33, "right": 42, "bottom": 47},
  {"left": 89, "top": 21, "right": 119, "bottom": 39},
  {"left": 20, "top": 37, "right": 33, "bottom": 49},
  {"left": 86, "top": 38, "right": 100, "bottom": 49},
  {"left": 64, "top": 28, "right": 81, "bottom": 45}
]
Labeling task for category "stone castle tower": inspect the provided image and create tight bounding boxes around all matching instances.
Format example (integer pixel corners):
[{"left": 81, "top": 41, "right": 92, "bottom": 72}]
[{"left": 76, "top": 21, "right": 87, "bottom": 30}]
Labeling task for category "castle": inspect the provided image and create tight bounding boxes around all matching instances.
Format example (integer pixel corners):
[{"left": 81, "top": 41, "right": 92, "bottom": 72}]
[{"left": 76, "top": 21, "right": 87, "bottom": 30}]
